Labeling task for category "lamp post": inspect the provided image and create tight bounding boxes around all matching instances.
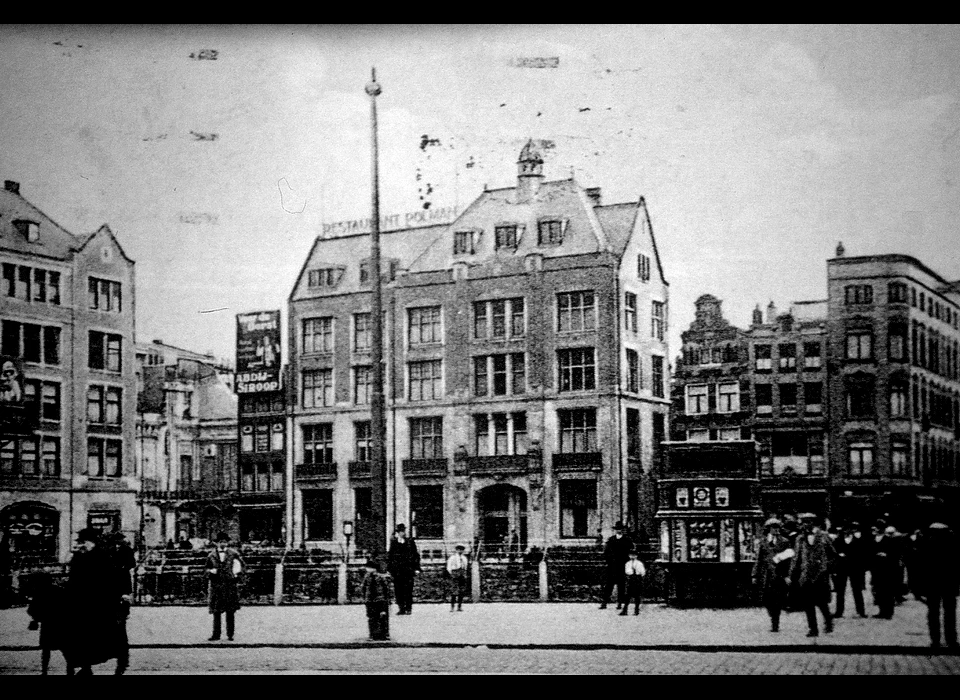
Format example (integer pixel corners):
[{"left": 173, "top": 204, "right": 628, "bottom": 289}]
[{"left": 343, "top": 520, "right": 354, "bottom": 563}]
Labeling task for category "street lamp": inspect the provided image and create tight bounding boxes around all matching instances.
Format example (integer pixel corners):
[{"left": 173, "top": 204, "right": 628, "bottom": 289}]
[{"left": 343, "top": 520, "right": 354, "bottom": 562}]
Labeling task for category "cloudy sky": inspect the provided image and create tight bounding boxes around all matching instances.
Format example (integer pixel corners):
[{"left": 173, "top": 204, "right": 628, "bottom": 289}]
[{"left": 2, "top": 24, "right": 959, "bottom": 365}]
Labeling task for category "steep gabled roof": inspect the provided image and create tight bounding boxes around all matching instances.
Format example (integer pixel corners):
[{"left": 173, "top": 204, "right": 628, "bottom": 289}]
[
  {"left": 595, "top": 202, "right": 640, "bottom": 257},
  {"left": 0, "top": 187, "right": 82, "bottom": 260},
  {"left": 76, "top": 223, "right": 135, "bottom": 264}
]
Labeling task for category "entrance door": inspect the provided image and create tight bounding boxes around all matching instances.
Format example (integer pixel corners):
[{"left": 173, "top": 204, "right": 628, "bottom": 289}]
[{"left": 476, "top": 484, "right": 527, "bottom": 555}]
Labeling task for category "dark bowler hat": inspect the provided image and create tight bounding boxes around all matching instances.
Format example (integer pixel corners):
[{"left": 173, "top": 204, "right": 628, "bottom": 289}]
[
  {"left": 215, "top": 532, "right": 230, "bottom": 543},
  {"left": 364, "top": 559, "right": 378, "bottom": 569},
  {"left": 395, "top": 523, "right": 406, "bottom": 532},
  {"left": 628, "top": 546, "right": 638, "bottom": 555},
  {"left": 613, "top": 521, "right": 625, "bottom": 531},
  {"left": 76, "top": 527, "right": 100, "bottom": 544},
  {"left": 455, "top": 544, "right": 466, "bottom": 551}
]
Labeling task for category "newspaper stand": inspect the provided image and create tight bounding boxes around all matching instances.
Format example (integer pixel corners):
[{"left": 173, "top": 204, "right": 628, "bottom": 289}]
[{"left": 655, "top": 441, "right": 764, "bottom": 607}]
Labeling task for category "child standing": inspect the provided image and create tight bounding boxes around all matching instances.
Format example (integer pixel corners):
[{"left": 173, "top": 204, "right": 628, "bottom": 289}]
[
  {"left": 619, "top": 548, "right": 646, "bottom": 616},
  {"left": 360, "top": 559, "right": 393, "bottom": 641}
]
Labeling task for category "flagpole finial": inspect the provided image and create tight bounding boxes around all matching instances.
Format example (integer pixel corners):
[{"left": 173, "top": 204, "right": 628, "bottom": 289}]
[{"left": 366, "top": 68, "right": 382, "bottom": 97}]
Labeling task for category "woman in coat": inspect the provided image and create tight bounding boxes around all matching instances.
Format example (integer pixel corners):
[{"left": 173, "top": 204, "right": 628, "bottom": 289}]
[
  {"left": 752, "top": 518, "right": 793, "bottom": 632},
  {"left": 206, "top": 532, "right": 244, "bottom": 641}
]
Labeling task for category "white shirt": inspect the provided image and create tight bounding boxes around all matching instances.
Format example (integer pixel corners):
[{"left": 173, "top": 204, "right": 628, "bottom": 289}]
[
  {"left": 625, "top": 559, "right": 646, "bottom": 577},
  {"left": 447, "top": 553, "right": 468, "bottom": 573}
]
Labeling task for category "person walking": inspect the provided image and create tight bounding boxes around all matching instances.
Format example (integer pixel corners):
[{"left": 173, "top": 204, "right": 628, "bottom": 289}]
[
  {"left": 619, "top": 548, "right": 646, "bottom": 616},
  {"left": 26, "top": 572, "right": 69, "bottom": 675},
  {"left": 387, "top": 524, "right": 421, "bottom": 615},
  {"left": 869, "top": 521, "right": 898, "bottom": 619},
  {"left": 752, "top": 517, "right": 793, "bottom": 632},
  {"left": 599, "top": 521, "right": 632, "bottom": 610},
  {"left": 446, "top": 545, "right": 469, "bottom": 612},
  {"left": 360, "top": 559, "right": 393, "bottom": 641},
  {"left": 104, "top": 532, "right": 135, "bottom": 674},
  {"left": 905, "top": 528, "right": 925, "bottom": 602},
  {"left": 789, "top": 513, "right": 836, "bottom": 638},
  {"left": 832, "top": 523, "right": 868, "bottom": 619},
  {"left": 917, "top": 522, "right": 959, "bottom": 649},
  {"left": 206, "top": 532, "right": 244, "bottom": 641}
]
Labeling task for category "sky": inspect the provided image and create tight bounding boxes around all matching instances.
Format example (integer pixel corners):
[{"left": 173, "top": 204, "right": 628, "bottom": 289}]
[{"left": 2, "top": 24, "right": 959, "bottom": 367}]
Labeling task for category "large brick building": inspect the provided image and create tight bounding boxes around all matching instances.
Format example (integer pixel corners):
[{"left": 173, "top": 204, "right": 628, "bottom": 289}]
[
  {"left": 1, "top": 180, "right": 138, "bottom": 563},
  {"left": 286, "top": 141, "right": 670, "bottom": 556}
]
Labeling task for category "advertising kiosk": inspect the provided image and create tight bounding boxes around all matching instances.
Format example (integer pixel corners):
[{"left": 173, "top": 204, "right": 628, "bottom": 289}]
[{"left": 655, "top": 441, "right": 765, "bottom": 607}]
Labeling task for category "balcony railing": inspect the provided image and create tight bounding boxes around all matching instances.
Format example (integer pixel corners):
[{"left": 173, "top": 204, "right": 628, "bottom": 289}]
[
  {"left": 141, "top": 486, "right": 234, "bottom": 501},
  {"left": 348, "top": 461, "right": 371, "bottom": 479},
  {"left": 552, "top": 452, "right": 603, "bottom": 472},
  {"left": 463, "top": 455, "right": 528, "bottom": 475},
  {"left": 295, "top": 462, "right": 338, "bottom": 480},
  {"left": 402, "top": 458, "right": 449, "bottom": 476}
]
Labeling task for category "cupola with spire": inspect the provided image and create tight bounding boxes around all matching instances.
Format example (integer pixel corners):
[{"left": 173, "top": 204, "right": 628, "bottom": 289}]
[{"left": 517, "top": 138, "right": 544, "bottom": 201}]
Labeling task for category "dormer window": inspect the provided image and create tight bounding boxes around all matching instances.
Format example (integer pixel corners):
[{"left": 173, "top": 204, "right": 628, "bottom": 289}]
[
  {"left": 537, "top": 220, "right": 565, "bottom": 245},
  {"left": 14, "top": 220, "right": 39, "bottom": 242},
  {"left": 307, "top": 267, "right": 345, "bottom": 289},
  {"left": 454, "top": 231, "right": 476, "bottom": 255},
  {"left": 494, "top": 225, "right": 520, "bottom": 251},
  {"left": 359, "top": 259, "right": 398, "bottom": 286}
]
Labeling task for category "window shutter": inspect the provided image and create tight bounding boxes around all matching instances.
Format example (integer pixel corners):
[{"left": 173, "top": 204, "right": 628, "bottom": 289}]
[{"left": 708, "top": 385, "right": 717, "bottom": 413}]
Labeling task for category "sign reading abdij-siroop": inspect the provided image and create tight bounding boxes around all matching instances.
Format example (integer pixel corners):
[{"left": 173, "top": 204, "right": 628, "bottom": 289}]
[{"left": 235, "top": 311, "right": 281, "bottom": 394}]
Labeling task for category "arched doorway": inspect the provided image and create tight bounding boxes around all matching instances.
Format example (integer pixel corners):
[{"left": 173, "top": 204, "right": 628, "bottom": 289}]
[
  {"left": 1, "top": 502, "right": 59, "bottom": 563},
  {"left": 476, "top": 484, "right": 527, "bottom": 555}
]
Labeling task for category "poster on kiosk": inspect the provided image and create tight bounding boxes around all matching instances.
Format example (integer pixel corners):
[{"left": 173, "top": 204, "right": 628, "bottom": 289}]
[{"left": 235, "top": 311, "right": 282, "bottom": 394}]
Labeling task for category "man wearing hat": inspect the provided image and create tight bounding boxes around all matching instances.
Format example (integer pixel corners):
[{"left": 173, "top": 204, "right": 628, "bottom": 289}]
[
  {"left": 387, "top": 524, "right": 421, "bottom": 615},
  {"left": 789, "top": 513, "right": 836, "bottom": 637},
  {"left": 445, "top": 545, "right": 470, "bottom": 612},
  {"left": 600, "top": 521, "right": 633, "bottom": 610},
  {"left": 916, "top": 522, "right": 959, "bottom": 648},
  {"left": 619, "top": 547, "right": 646, "bottom": 616},
  {"left": 832, "top": 523, "right": 868, "bottom": 619},
  {"left": 361, "top": 558, "right": 393, "bottom": 640},
  {"left": 869, "top": 521, "right": 898, "bottom": 619},
  {"left": 752, "top": 517, "right": 792, "bottom": 632},
  {"left": 206, "top": 532, "right": 244, "bottom": 641}
]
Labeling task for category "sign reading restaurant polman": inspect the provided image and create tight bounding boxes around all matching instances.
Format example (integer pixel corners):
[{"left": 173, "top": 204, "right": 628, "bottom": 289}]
[{"left": 235, "top": 310, "right": 282, "bottom": 394}]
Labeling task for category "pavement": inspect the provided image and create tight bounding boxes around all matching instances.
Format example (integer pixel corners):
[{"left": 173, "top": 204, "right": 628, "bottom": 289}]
[{"left": 0, "top": 594, "right": 954, "bottom": 653}]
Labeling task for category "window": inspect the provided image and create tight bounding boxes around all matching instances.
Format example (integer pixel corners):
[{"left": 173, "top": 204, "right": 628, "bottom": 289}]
[
  {"left": 474, "top": 298, "right": 525, "bottom": 339},
  {"left": 410, "top": 485, "right": 444, "bottom": 539},
  {"left": 88, "top": 331, "right": 121, "bottom": 372},
  {"left": 779, "top": 383, "right": 797, "bottom": 414},
  {"left": 558, "top": 348, "right": 595, "bottom": 392},
  {"left": 353, "top": 366, "right": 371, "bottom": 404},
  {"left": 686, "top": 385, "right": 708, "bottom": 415},
  {"left": 255, "top": 423, "right": 269, "bottom": 453},
  {"left": 353, "top": 313, "right": 371, "bottom": 352},
  {"left": 453, "top": 230, "right": 475, "bottom": 255},
  {"left": 651, "top": 301, "right": 665, "bottom": 340},
  {"left": 718, "top": 382, "right": 740, "bottom": 412},
  {"left": 88, "top": 277, "right": 122, "bottom": 312},
  {"left": 625, "top": 349, "right": 640, "bottom": 393},
  {"left": 756, "top": 384, "right": 773, "bottom": 414},
  {"left": 355, "top": 421, "right": 371, "bottom": 462},
  {"left": 754, "top": 344, "right": 772, "bottom": 371},
  {"left": 474, "top": 353, "right": 525, "bottom": 396},
  {"left": 558, "top": 408, "right": 597, "bottom": 453},
  {"left": 557, "top": 291, "right": 596, "bottom": 332},
  {"left": 303, "top": 490, "right": 334, "bottom": 541},
  {"left": 638, "top": 253, "right": 651, "bottom": 282},
  {"left": 846, "top": 332, "right": 873, "bottom": 360},
  {"left": 494, "top": 224, "right": 519, "bottom": 250},
  {"left": 307, "top": 267, "right": 343, "bottom": 288},
  {"left": 2, "top": 264, "right": 60, "bottom": 305},
  {"left": 778, "top": 343, "right": 797, "bottom": 371},
  {"left": 888, "top": 322, "right": 907, "bottom": 362},
  {"left": 303, "top": 317, "right": 334, "bottom": 354},
  {"left": 651, "top": 355, "right": 665, "bottom": 398},
  {"left": 891, "top": 441, "right": 910, "bottom": 476},
  {"left": 845, "top": 376, "right": 875, "bottom": 418},
  {"left": 626, "top": 408, "right": 641, "bottom": 461},
  {"left": 803, "top": 342, "right": 821, "bottom": 369},
  {"left": 86, "top": 385, "right": 121, "bottom": 424},
  {"left": 87, "top": 438, "right": 122, "bottom": 478},
  {"left": 303, "top": 424, "right": 334, "bottom": 464},
  {"left": 23, "top": 380, "right": 60, "bottom": 421},
  {"left": 890, "top": 385, "right": 907, "bottom": 418},
  {"left": 560, "top": 480, "right": 597, "bottom": 538},
  {"left": 359, "top": 259, "right": 398, "bottom": 286},
  {"left": 410, "top": 417, "right": 443, "bottom": 459},
  {"left": 408, "top": 306, "right": 442, "bottom": 345},
  {"left": 271, "top": 422, "right": 284, "bottom": 452},
  {"left": 888, "top": 282, "right": 908, "bottom": 304},
  {"left": 0, "top": 436, "right": 59, "bottom": 477},
  {"left": 474, "top": 412, "right": 527, "bottom": 456},
  {"left": 302, "top": 369, "right": 333, "bottom": 408},
  {"left": 408, "top": 359, "right": 442, "bottom": 401},
  {"left": 624, "top": 292, "right": 637, "bottom": 333},
  {"left": 13, "top": 220, "right": 39, "bottom": 242},
  {"left": 844, "top": 284, "right": 873, "bottom": 305},
  {"left": 537, "top": 219, "right": 564, "bottom": 245},
  {"left": 804, "top": 382, "right": 823, "bottom": 414},
  {"left": 848, "top": 443, "right": 875, "bottom": 475},
  {"left": 1, "top": 321, "right": 60, "bottom": 365}
]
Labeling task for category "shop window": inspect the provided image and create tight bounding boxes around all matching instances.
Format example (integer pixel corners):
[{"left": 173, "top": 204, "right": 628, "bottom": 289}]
[
  {"left": 410, "top": 485, "right": 444, "bottom": 539},
  {"left": 687, "top": 519, "right": 719, "bottom": 560},
  {"left": 303, "top": 490, "right": 333, "bottom": 540},
  {"left": 559, "top": 480, "right": 597, "bottom": 538}
]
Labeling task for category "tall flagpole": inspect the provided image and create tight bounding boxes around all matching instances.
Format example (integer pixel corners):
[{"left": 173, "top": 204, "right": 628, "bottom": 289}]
[{"left": 366, "top": 68, "right": 389, "bottom": 561}]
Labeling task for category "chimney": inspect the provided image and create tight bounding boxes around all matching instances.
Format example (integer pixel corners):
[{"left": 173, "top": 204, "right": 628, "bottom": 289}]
[
  {"left": 766, "top": 301, "right": 778, "bottom": 324},
  {"left": 751, "top": 305, "right": 763, "bottom": 326},
  {"left": 516, "top": 139, "right": 544, "bottom": 202},
  {"left": 585, "top": 187, "right": 601, "bottom": 207},
  {"left": 4, "top": 180, "right": 20, "bottom": 195}
]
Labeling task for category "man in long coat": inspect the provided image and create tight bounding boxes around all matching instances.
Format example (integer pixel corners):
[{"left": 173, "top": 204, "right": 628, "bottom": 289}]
[
  {"left": 65, "top": 528, "right": 129, "bottom": 674},
  {"left": 869, "top": 522, "right": 898, "bottom": 619},
  {"left": 832, "top": 522, "right": 868, "bottom": 618},
  {"left": 789, "top": 513, "right": 836, "bottom": 637},
  {"left": 599, "top": 521, "right": 633, "bottom": 610},
  {"left": 387, "top": 524, "right": 421, "bottom": 615},
  {"left": 206, "top": 532, "right": 244, "bottom": 641},
  {"left": 917, "top": 522, "right": 959, "bottom": 648},
  {"left": 752, "top": 517, "right": 792, "bottom": 632}
]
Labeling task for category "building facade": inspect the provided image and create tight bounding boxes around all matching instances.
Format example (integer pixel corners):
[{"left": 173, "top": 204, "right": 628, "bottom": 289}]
[
  {"left": 287, "top": 142, "right": 670, "bottom": 557},
  {"left": 1, "top": 180, "right": 138, "bottom": 563}
]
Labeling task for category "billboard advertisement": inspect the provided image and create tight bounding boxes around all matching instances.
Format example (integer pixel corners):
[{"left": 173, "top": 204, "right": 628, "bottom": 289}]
[
  {"left": 235, "top": 311, "right": 281, "bottom": 394},
  {"left": 0, "top": 355, "right": 36, "bottom": 433}
]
